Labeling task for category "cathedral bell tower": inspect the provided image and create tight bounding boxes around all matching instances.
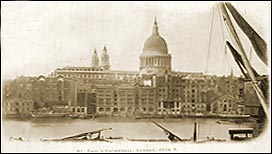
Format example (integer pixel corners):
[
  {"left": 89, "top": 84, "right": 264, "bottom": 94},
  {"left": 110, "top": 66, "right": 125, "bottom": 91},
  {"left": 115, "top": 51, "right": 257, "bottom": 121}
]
[
  {"left": 100, "top": 46, "right": 110, "bottom": 71},
  {"left": 91, "top": 48, "right": 99, "bottom": 67}
]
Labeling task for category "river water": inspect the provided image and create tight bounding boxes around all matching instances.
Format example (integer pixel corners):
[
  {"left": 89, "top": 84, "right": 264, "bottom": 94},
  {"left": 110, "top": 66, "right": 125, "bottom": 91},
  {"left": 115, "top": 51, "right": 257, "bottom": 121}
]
[{"left": 2, "top": 118, "right": 258, "bottom": 142}]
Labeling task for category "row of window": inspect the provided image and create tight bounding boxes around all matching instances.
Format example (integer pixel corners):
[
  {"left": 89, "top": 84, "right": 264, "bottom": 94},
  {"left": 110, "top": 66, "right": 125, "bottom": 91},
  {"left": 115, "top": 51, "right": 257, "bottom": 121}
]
[
  {"left": 219, "top": 103, "right": 233, "bottom": 107},
  {"left": 118, "top": 93, "right": 134, "bottom": 96},
  {"left": 97, "top": 90, "right": 112, "bottom": 93},
  {"left": 97, "top": 93, "right": 205, "bottom": 99},
  {"left": 140, "top": 95, "right": 155, "bottom": 98},
  {"left": 5, "top": 102, "right": 33, "bottom": 106},
  {"left": 158, "top": 94, "right": 167, "bottom": 98},
  {"left": 143, "top": 57, "right": 169, "bottom": 67},
  {"left": 63, "top": 68, "right": 103, "bottom": 72},
  {"left": 98, "top": 107, "right": 154, "bottom": 112},
  {"left": 7, "top": 107, "right": 32, "bottom": 112},
  {"left": 159, "top": 104, "right": 206, "bottom": 108},
  {"left": 61, "top": 74, "right": 104, "bottom": 79},
  {"left": 158, "top": 109, "right": 181, "bottom": 112},
  {"left": 157, "top": 79, "right": 206, "bottom": 84},
  {"left": 98, "top": 99, "right": 154, "bottom": 105},
  {"left": 139, "top": 92, "right": 155, "bottom": 96},
  {"left": 71, "top": 107, "right": 86, "bottom": 113}
]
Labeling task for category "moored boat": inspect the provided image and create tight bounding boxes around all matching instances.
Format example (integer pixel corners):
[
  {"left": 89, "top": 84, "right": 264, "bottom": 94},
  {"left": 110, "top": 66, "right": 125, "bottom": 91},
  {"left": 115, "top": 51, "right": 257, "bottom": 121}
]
[{"left": 218, "top": 114, "right": 251, "bottom": 119}]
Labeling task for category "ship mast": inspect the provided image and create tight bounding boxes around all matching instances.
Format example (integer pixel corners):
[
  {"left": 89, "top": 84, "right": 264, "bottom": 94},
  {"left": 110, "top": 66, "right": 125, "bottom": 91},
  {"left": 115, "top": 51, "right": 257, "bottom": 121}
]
[{"left": 218, "top": 2, "right": 269, "bottom": 116}]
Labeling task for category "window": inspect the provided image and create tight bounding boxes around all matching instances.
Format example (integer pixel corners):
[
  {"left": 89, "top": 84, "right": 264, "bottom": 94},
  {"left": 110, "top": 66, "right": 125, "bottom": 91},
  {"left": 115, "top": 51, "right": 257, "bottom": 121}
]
[
  {"left": 81, "top": 108, "right": 85, "bottom": 112},
  {"left": 120, "top": 98, "right": 125, "bottom": 104},
  {"left": 120, "top": 108, "right": 125, "bottom": 112},
  {"left": 143, "top": 107, "right": 146, "bottom": 112},
  {"left": 106, "top": 99, "right": 111, "bottom": 104},
  {"left": 98, "top": 107, "right": 104, "bottom": 112},
  {"left": 128, "top": 99, "right": 133, "bottom": 104},
  {"left": 113, "top": 108, "right": 118, "bottom": 112},
  {"left": 223, "top": 104, "right": 227, "bottom": 112},
  {"left": 142, "top": 99, "right": 148, "bottom": 105}
]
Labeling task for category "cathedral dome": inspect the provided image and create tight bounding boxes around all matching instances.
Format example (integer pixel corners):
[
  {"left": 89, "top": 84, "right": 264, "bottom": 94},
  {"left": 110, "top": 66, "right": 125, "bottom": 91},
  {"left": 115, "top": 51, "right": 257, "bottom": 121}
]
[
  {"left": 142, "top": 18, "right": 168, "bottom": 55},
  {"left": 139, "top": 18, "right": 172, "bottom": 76}
]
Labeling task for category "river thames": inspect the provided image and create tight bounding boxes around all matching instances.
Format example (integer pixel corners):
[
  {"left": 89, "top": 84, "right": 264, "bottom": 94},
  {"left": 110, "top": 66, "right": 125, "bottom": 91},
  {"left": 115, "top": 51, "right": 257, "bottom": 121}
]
[
  {"left": 2, "top": 117, "right": 270, "bottom": 153},
  {"left": 2, "top": 118, "right": 261, "bottom": 142}
]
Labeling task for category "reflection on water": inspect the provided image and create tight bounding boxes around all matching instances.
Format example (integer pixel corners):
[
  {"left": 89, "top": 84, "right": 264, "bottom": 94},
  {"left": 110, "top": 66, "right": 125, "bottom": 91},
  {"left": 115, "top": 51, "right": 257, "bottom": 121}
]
[{"left": 2, "top": 118, "right": 259, "bottom": 142}]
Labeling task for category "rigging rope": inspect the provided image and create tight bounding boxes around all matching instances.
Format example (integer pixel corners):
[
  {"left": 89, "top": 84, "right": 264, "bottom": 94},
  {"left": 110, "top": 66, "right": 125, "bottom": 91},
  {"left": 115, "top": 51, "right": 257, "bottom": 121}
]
[
  {"left": 217, "top": 3, "right": 241, "bottom": 75},
  {"left": 217, "top": 3, "right": 226, "bottom": 51},
  {"left": 204, "top": 5, "right": 217, "bottom": 138},
  {"left": 217, "top": 3, "right": 231, "bottom": 74},
  {"left": 205, "top": 5, "right": 215, "bottom": 74}
]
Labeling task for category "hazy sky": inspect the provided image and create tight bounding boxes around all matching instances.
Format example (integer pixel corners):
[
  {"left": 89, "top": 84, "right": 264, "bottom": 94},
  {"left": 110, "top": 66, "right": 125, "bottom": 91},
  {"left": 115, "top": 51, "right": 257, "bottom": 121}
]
[{"left": 2, "top": 1, "right": 270, "bottom": 79}]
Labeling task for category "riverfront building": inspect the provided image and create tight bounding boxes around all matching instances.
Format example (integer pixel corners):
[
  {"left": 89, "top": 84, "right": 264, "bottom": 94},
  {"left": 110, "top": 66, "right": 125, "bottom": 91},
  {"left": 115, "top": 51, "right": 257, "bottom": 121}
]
[{"left": 2, "top": 18, "right": 262, "bottom": 118}]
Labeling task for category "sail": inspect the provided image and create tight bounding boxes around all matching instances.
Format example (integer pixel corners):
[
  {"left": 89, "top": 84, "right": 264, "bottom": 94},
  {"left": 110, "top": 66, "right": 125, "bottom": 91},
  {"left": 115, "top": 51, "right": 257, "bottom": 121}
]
[
  {"left": 225, "top": 2, "right": 268, "bottom": 65},
  {"left": 226, "top": 41, "right": 259, "bottom": 78},
  {"left": 219, "top": 2, "right": 268, "bottom": 117}
]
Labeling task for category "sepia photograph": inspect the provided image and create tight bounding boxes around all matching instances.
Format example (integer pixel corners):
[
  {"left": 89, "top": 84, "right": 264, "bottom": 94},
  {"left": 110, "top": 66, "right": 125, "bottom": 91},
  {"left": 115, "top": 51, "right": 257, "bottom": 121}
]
[{"left": 1, "top": 1, "right": 271, "bottom": 153}]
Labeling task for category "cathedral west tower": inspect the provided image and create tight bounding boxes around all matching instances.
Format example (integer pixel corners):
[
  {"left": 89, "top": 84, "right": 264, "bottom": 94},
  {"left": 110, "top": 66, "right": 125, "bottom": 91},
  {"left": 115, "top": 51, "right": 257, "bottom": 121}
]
[{"left": 91, "top": 48, "right": 99, "bottom": 67}]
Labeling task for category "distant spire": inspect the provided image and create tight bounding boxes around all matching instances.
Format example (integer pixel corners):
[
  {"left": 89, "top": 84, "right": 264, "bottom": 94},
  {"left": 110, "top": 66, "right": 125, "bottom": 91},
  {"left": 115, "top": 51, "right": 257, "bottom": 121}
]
[{"left": 152, "top": 16, "right": 159, "bottom": 36}]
